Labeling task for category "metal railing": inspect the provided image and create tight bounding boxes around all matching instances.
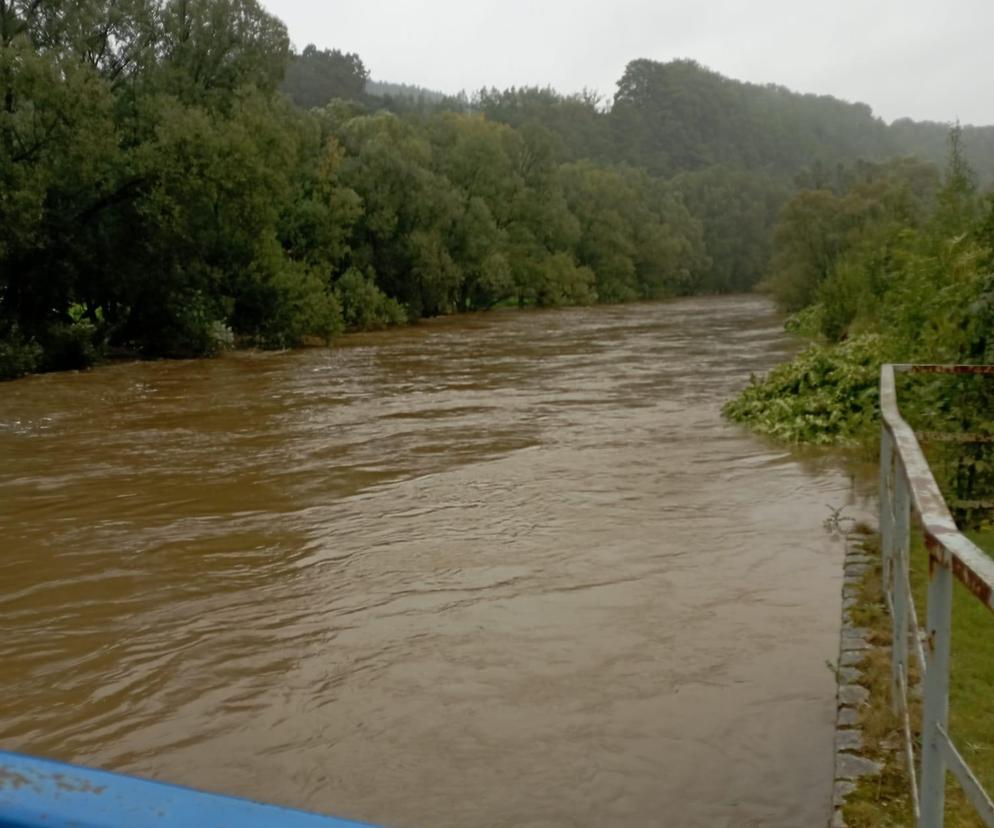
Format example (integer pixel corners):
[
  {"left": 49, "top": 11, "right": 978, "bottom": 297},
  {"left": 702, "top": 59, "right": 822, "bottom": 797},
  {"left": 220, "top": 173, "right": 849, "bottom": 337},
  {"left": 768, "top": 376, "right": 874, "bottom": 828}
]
[{"left": 879, "top": 363, "right": 994, "bottom": 827}]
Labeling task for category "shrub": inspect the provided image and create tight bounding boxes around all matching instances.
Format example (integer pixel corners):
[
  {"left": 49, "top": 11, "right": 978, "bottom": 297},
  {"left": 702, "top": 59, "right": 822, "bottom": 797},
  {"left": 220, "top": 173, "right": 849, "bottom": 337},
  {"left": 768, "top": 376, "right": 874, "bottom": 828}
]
[
  {"left": 783, "top": 304, "right": 825, "bottom": 339},
  {"left": 257, "top": 265, "right": 344, "bottom": 347},
  {"left": 136, "top": 292, "right": 232, "bottom": 358},
  {"left": 0, "top": 329, "right": 43, "bottom": 380},
  {"left": 334, "top": 268, "right": 407, "bottom": 331},
  {"left": 723, "top": 334, "right": 889, "bottom": 445},
  {"left": 41, "top": 320, "right": 103, "bottom": 371}
]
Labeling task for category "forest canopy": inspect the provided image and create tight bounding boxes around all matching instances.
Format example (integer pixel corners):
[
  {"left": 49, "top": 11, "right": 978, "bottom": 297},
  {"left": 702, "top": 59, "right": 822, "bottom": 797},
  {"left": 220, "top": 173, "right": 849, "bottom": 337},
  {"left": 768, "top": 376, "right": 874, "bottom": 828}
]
[{"left": 2, "top": 0, "right": 992, "bottom": 379}]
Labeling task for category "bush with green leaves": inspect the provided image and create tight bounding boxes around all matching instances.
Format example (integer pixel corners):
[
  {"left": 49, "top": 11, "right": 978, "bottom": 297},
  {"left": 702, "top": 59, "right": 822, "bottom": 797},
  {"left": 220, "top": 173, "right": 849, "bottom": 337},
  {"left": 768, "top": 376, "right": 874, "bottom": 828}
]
[
  {"left": 723, "top": 335, "right": 889, "bottom": 445},
  {"left": 41, "top": 321, "right": 103, "bottom": 372},
  {"left": 0, "top": 329, "right": 43, "bottom": 380},
  {"left": 334, "top": 269, "right": 407, "bottom": 331},
  {"left": 233, "top": 261, "right": 344, "bottom": 349},
  {"left": 783, "top": 304, "right": 825, "bottom": 339}
]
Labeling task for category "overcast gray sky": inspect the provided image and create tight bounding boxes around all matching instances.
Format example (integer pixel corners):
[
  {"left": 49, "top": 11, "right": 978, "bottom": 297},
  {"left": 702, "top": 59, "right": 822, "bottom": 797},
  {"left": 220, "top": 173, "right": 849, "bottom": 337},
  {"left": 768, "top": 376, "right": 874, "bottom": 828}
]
[{"left": 261, "top": 0, "right": 993, "bottom": 126}]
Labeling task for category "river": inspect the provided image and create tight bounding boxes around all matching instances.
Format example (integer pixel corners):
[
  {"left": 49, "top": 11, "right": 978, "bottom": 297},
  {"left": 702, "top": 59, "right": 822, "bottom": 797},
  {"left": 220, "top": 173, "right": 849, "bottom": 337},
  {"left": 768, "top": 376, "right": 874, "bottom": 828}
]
[{"left": 0, "top": 295, "right": 853, "bottom": 827}]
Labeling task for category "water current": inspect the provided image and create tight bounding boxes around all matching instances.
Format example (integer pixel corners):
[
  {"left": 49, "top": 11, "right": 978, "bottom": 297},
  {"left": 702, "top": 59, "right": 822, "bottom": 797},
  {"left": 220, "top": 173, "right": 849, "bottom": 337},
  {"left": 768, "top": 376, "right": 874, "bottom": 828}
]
[{"left": 0, "top": 295, "right": 858, "bottom": 827}]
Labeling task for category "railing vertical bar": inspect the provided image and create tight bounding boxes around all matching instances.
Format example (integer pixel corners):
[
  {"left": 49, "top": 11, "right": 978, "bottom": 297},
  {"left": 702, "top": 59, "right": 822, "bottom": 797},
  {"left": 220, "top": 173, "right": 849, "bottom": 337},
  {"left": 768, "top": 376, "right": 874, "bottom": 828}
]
[
  {"left": 880, "top": 427, "right": 895, "bottom": 593},
  {"left": 879, "top": 363, "right": 994, "bottom": 828},
  {"left": 897, "top": 665, "right": 922, "bottom": 820},
  {"left": 919, "top": 550, "right": 953, "bottom": 828},
  {"left": 892, "top": 466, "right": 911, "bottom": 713},
  {"left": 936, "top": 725, "right": 994, "bottom": 827},
  {"left": 906, "top": 576, "right": 927, "bottom": 680}
]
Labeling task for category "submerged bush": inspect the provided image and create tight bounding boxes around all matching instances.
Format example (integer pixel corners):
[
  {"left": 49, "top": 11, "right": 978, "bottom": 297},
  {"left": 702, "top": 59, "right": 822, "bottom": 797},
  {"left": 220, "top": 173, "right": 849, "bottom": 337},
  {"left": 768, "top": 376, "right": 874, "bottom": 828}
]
[
  {"left": 41, "top": 320, "right": 103, "bottom": 372},
  {"left": 257, "top": 266, "right": 344, "bottom": 348},
  {"left": 230, "top": 255, "right": 345, "bottom": 349},
  {"left": 334, "top": 268, "right": 407, "bottom": 331},
  {"left": 0, "top": 329, "right": 43, "bottom": 380},
  {"left": 125, "top": 291, "right": 232, "bottom": 359},
  {"left": 723, "top": 334, "right": 889, "bottom": 445}
]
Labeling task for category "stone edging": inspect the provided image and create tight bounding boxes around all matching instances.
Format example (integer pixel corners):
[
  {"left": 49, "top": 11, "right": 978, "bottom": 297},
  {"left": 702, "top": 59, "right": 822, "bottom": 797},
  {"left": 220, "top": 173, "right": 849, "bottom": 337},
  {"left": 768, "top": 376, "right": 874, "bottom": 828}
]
[{"left": 831, "top": 536, "right": 884, "bottom": 828}]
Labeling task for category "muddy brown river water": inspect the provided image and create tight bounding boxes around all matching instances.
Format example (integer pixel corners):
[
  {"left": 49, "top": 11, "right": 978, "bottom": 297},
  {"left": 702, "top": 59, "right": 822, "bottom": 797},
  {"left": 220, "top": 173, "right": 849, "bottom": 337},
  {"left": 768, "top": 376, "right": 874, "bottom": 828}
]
[{"left": 0, "top": 295, "right": 855, "bottom": 827}]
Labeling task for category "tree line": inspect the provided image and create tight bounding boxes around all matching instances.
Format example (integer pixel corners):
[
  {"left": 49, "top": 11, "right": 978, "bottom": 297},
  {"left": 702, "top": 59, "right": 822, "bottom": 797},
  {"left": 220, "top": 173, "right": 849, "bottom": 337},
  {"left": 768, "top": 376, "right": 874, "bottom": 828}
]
[
  {"left": 0, "top": 0, "right": 710, "bottom": 378},
  {"left": 3, "top": 0, "right": 992, "bottom": 379}
]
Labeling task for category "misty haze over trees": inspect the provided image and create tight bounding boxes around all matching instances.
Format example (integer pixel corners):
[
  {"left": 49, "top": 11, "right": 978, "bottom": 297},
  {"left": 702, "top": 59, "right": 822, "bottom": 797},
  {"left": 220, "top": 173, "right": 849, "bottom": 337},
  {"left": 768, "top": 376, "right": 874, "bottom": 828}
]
[{"left": 2, "top": 0, "right": 993, "bottom": 379}]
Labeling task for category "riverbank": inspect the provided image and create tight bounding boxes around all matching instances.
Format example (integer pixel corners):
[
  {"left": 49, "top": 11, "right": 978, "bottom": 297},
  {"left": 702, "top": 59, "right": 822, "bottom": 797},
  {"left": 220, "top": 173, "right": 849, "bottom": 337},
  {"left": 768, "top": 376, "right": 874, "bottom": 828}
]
[
  {"left": 2, "top": 295, "right": 732, "bottom": 383},
  {"left": 832, "top": 526, "right": 994, "bottom": 827},
  {"left": 830, "top": 532, "right": 905, "bottom": 827}
]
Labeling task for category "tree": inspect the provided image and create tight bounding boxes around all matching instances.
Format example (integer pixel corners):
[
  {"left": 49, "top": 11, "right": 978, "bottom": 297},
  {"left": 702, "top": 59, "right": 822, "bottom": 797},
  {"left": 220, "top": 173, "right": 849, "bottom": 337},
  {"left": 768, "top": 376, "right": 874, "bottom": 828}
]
[
  {"left": 674, "top": 167, "right": 788, "bottom": 292},
  {"left": 281, "top": 44, "right": 368, "bottom": 108},
  {"left": 159, "top": 0, "right": 290, "bottom": 101},
  {"left": 560, "top": 162, "right": 708, "bottom": 301}
]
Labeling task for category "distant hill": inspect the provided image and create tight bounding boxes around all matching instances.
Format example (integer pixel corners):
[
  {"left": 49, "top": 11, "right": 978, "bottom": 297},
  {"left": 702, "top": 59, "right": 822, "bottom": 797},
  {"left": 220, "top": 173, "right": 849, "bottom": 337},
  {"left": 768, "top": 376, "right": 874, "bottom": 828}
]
[
  {"left": 478, "top": 59, "right": 993, "bottom": 184},
  {"left": 281, "top": 48, "right": 464, "bottom": 113},
  {"left": 615, "top": 59, "right": 994, "bottom": 182},
  {"left": 610, "top": 59, "right": 892, "bottom": 176},
  {"left": 365, "top": 80, "right": 447, "bottom": 103},
  {"left": 281, "top": 45, "right": 369, "bottom": 109},
  {"left": 889, "top": 118, "right": 994, "bottom": 184},
  {"left": 285, "top": 53, "right": 993, "bottom": 184}
]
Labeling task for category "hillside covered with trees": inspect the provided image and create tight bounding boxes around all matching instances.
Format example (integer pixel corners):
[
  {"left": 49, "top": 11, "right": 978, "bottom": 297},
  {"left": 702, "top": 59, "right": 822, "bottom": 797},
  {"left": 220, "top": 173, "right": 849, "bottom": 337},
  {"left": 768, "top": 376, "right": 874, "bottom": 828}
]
[{"left": 3, "top": 0, "right": 992, "bottom": 380}]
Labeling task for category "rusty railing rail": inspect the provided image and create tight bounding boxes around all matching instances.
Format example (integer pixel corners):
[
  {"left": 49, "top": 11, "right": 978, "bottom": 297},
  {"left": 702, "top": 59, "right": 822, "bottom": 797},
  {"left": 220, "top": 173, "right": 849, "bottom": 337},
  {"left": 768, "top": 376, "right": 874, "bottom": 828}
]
[{"left": 879, "top": 363, "right": 994, "bottom": 827}]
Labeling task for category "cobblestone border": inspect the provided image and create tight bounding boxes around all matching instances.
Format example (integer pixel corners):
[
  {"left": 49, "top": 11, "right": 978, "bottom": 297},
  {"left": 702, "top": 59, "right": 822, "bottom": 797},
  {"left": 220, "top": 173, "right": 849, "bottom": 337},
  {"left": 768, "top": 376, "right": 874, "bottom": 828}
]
[{"left": 831, "top": 536, "right": 884, "bottom": 828}]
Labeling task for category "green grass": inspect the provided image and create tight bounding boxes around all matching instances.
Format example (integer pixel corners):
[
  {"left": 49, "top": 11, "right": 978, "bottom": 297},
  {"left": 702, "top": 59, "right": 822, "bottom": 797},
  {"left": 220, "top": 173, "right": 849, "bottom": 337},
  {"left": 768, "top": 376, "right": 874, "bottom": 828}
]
[
  {"left": 907, "top": 528, "right": 994, "bottom": 827},
  {"left": 842, "top": 529, "right": 994, "bottom": 827}
]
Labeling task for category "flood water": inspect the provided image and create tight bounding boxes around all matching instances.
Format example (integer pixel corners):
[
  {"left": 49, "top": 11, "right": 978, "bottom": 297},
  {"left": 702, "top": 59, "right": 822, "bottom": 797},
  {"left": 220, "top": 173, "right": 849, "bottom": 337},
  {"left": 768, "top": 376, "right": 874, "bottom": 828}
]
[{"left": 0, "top": 295, "right": 852, "bottom": 827}]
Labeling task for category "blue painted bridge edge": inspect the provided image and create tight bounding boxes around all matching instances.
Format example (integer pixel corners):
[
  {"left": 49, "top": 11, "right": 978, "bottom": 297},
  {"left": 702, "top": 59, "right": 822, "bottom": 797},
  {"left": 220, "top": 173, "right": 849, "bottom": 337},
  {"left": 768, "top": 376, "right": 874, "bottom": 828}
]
[{"left": 0, "top": 751, "right": 382, "bottom": 828}]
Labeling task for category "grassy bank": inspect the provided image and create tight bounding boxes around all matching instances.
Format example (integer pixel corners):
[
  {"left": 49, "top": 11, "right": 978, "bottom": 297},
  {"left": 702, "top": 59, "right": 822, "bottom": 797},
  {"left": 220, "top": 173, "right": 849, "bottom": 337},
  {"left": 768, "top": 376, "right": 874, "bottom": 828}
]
[
  {"left": 843, "top": 530, "right": 994, "bottom": 827},
  {"left": 913, "top": 529, "right": 994, "bottom": 827}
]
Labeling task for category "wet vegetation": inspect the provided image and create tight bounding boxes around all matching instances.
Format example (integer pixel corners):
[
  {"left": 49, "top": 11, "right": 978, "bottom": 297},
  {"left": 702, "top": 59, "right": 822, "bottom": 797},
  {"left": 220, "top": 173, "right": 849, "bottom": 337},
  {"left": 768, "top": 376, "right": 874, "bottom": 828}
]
[
  {"left": 5, "top": 0, "right": 994, "bottom": 379},
  {"left": 725, "top": 124, "right": 994, "bottom": 537},
  {"left": 725, "top": 130, "right": 994, "bottom": 452}
]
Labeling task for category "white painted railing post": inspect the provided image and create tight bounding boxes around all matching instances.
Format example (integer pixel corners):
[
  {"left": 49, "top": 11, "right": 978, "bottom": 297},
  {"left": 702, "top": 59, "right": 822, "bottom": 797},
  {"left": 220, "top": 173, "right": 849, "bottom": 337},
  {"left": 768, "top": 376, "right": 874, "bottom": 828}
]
[
  {"left": 891, "top": 467, "right": 910, "bottom": 711},
  {"left": 880, "top": 363, "right": 994, "bottom": 828},
  {"left": 880, "top": 428, "right": 894, "bottom": 598},
  {"left": 919, "top": 553, "right": 953, "bottom": 828}
]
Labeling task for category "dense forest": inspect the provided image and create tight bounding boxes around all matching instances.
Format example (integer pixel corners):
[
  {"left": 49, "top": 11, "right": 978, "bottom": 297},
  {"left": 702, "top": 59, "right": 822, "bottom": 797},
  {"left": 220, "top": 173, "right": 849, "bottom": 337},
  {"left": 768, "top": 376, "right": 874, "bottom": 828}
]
[{"left": 3, "top": 0, "right": 992, "bottom": 380}]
